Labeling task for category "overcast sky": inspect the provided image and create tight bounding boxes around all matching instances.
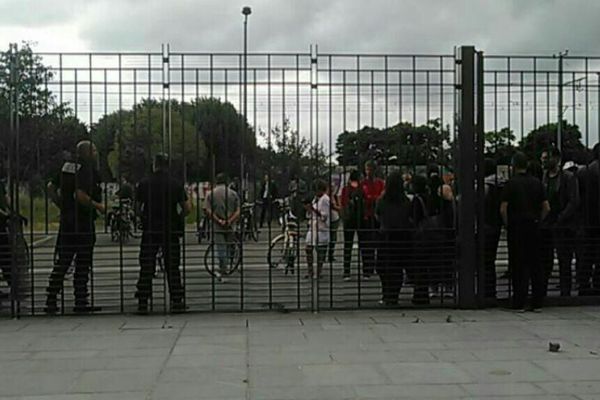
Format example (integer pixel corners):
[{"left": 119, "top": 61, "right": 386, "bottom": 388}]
[{"left": 1, "top": 0, "right": 599, "bottom": 55}]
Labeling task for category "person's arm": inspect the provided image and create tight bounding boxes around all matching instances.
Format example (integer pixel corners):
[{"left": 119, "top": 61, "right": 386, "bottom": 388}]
[
  {"left": 76, "top": 189, "right": 105, "bottom": 213},
  {"left": 47, "top": 181, "right": 61, "bottom": 209},
  {"left": 500, "top": 201, "right": 508, "bottom": 227},
  {"left": 558, "top": 173, "right": 580, "bottom": 223},
  {"left": 227, "top": 193, "right": 241, "bottom": 226},
  {"left": 541, "top": 200, "right": 550, "bottom": 222}
]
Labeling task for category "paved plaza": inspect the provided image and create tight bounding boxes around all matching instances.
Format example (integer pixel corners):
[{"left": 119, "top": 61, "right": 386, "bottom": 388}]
[{"left": 0, "top": 307, "right": 600, "bottom": 399}]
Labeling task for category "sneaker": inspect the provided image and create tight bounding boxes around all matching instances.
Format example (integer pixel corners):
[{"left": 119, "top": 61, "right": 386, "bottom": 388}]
[
  {"left": 362, "top": 274, "right": 371, "bottom": 281},
  {"left": 515, "top": 308, "right": 527, "bottom": 314},
  {"left": 343, "top": 275, "right": 351, "bottom": 282},
  {"left": 303, "top": 274, "right": 310, "bottom": 280},
  {"left": 527, "top": 307, "right": 542, "bottom": 313}
]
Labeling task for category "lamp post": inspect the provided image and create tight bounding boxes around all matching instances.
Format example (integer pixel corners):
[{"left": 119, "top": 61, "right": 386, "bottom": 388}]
[{"left": 242, "top": 6, "right": 251, "bottom": 202}]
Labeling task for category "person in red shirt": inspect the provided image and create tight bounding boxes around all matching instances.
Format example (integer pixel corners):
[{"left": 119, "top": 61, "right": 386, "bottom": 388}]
[{"left": 360, "top": 160, "right": 385, "bottom": 279}]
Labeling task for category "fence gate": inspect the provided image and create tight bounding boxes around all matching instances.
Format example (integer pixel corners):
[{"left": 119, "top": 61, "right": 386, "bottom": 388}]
[{"left": 19, "top": 42, "right": 600, "bottom": 316}]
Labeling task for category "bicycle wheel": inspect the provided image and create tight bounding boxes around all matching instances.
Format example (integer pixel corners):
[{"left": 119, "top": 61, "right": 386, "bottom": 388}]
[
  {"left": 204, "top": 239, "right": 241, "bottom": 277},
  {"left": 268, "top": 234, "right": 295, "bottom": 270}
]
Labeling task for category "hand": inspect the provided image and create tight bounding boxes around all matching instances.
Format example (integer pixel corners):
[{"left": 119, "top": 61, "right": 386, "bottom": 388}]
[{"left": 95, "top": 202, "right": 106, "bottom": 214}]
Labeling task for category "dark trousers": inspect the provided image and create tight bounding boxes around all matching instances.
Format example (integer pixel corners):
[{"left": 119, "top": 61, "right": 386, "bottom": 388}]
[
  {"left": 343, "top": 220, "right": 360, "bottom": 276},
  {"left": 328, "top": 220, "right": 339, "bottom": 261},
  {"left": 541, "top": 226, "right": 576, "bottom": 296},
  {"left": 378, "top": 232, "right": 410, "bottom": 304},
  {"left": 576, "top": 227, "right": 600, "bottom": 295},
  {"left": 259, "top": 200, "right": 272, "bottom": 227},
  {"left": 508, "top": 221, "right": 544, "bottom": 309},
  {"left": 483, "top": 227, "right": 501, "bottom": 299},
  {"left": 0, "top": 230, "right": 10, "bottom": 286},
  {"left": 136, "top": 231, "right": 184, "bottom": 303},
  {"left": 47, "top": 228, "right": 95, "bottom": 306},
  {"left": 359, "top": 217, "right": 378, "bottom": 276}
]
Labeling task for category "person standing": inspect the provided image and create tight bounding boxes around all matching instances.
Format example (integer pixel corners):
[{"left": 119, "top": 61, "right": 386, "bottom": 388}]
[
  {"left": 483, "top": 158, "right": 507, "bottom": 300},
  {"left": 341, "top": 170, "right": 364, "bottom": 281},
  {"left": 360, "top": 161, "right": 385, "bottom": 280},
  {"left": 304, "top": 179, "right": 330, "bottom": 280},
  {"left": 375, "top": 172, "right": 413, "bottom": 306},
  {"left": 576, "top": 144, "right": 600, "bottom": 296},
  {"left": 45, "top": 141, "right": 105, "bottom": 314},
  {"left": 540, "top": 148, "right": 579, "bottom": 297},
  {"left": 328, "top": 183, "right": 341, "bottom": 263},
  {"left": 259, "top": 173, "right": 278, "bottom": 228},
  {"left": 205, "top": 173, "right": 241, "bottom": 282},
  {"left": 135, "top": 153, "right": 191, "bottom": 314},
  {"left": 500, "top": 152, "right": 550, "bottom": 312},
  {"left": 409, "top": 175, "right": 431, "bottom": 304}
]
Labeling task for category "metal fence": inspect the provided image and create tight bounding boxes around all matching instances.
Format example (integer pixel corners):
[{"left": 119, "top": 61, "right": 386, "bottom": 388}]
[{"left": 1, "top": 44, "right": 599, "bottom": 316}]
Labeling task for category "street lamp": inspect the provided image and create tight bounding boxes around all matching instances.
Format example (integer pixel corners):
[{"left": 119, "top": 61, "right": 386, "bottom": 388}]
[
  {"left": 242, "top": 6, "right": 251, "bottom": 127},
  {"left": 242, "top": 6, "right": 251, "bottom": 201}
]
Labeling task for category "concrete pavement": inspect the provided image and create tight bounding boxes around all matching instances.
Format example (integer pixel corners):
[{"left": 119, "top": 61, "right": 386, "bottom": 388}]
[{"left": 1, "top": 307, "right": 600, "bottom": 399}]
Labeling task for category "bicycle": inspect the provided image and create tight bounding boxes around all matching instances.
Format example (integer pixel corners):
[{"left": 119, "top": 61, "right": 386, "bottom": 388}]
[
  {"left": 107, "top": 199, "right": 140, "bottom": 243},
  {"left": 267, "top": 198, "right": 300, "bottom": 275},
  {"left": 240, "top": 202, "right": 259, "bottom": 242},
  {"left": 196, "top": 213, "right": 211, "bottom": 244},
  {"left": 203, "top": 229, "right": 242, "bottom": 280}
]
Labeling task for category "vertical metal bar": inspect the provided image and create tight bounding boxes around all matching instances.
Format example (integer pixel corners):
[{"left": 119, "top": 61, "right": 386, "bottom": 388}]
[
  {"left": 384, "top": 55, "right": 389, "bottom": 128},
  {"left": 456, "top": 46, "right": 477, "bottom": 309},
  {"left": 520, "top": 71, "right": 524, "bottom": 141},
  {"left": 329, "top": 54, "right": 333, "bottom": 308},
  {"left": 370, "top": 69, "right": 375, "bottom": 127},
  {"left": 356, "top": 54, "right": 361, "bottom": 307},
  {"left": 181, "top": 54, "right": 187, "bottom": 309},
  {"left": 267, "top": 54, "right": 272, "bottom": 309},
  {"left": 399, "top": 70, "right": 402, "bottom": 123},
  {"left": 546, "top": 72, "right": 550, "bottom": 127},
  {"left": 572, "top": 71, "right": 576, "bottom": 129},
  {"left": 585, "top": 58, "right": 589, "bottom": 147},
  {"left": 295, "top": 54, "right": 301, "bottom": 310},
  {"left": 533, "top": 58, "right": 537, "bottom": 129},
  {"left": 118, "top": 53, "right": 124, "bottom": 313}
]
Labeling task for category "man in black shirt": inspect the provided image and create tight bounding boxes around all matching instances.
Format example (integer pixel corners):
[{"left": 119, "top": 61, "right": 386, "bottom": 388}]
[
  {"left": 45, "top": 140, "right": 104, "bottom": 314},
  {"left": 500, "top": 152, "right": 550, "bottom": 311},
  {"left": 135, "top": 153, "right": 191, "bottom": 314},
  {"left": 540, "top": 148, "right": 579, "bottom": 297},
  {"left": 576, "top": 144, "right": 600, "bottom": 296}
]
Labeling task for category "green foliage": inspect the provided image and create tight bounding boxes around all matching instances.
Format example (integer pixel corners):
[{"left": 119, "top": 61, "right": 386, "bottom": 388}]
[
  {"left": 95, "top": 97, "right": 255, "bottom": 183},
  {"left": 519, "top": 121, "right": 589, "bottom": 163},
  {"left": 0, "top": 42, "right": 87, "bottom": 183},
  {"left": 335, "top": 119, "right": 452, "bottom": 168}
]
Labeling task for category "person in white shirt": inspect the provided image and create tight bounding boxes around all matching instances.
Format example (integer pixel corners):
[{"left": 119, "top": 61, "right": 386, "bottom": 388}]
[{"left": 304, "top": 179, "right": 330, "bottom": 279}]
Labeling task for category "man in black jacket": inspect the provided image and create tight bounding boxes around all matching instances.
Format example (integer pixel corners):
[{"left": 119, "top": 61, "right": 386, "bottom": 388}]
[
  {"left": 576, "top": 144, "right": 600, "bottom": 296},
  {"left": 540, "top": 148, "right": 579, "bottom": 297}
]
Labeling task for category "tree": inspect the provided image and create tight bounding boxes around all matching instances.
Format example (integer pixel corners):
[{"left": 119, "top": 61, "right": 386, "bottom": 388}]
[
  {"left": 256, "top": 119, "right": 327, "bottom": 190},
  {"left": 335, "top": 119, "right": 452, "bottom": 168},
  {"left": 0, "top": 42, "right": 87, "bottom": 184},
  {"left": 484, "top": 127, "right": 516, "bottom": 164},
  {"left": 95, "top": 97, "right": 255, "bottom": 183},
  {"left": 96, "top": 99, "right": 206, "bottom": 183},
  {"left": 520, "top": 121, "right": 589, "bottom": 164}
]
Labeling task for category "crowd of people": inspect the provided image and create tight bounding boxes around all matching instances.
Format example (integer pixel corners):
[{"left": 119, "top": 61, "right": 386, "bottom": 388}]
[{"left": 2, "top": 138, "right": 600, "bottom": 314}]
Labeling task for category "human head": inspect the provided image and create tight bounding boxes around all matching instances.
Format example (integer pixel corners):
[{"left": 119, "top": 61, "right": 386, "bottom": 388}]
[
  {"left": 412, "top": 175, "right": 428, "bottom": 195},
  {"left": 541, "top": 147, "right": 561, "bottom": 170},
  {"left": 382, "top": 171, "right": 405, "bottom": 202},
  {"left": 592, "top": 143, "right": 600, "bottom": 161},
  {"left": 76, "top": 140, "right": 97, "bottom": 163},
  {"left": 152, "top": 153, "right": 169, "bottom": 172},
  {"left": 441, "top": 167, "right": 454, "bottom": 185},
  {"left": 364, "top": 160, "right": 377, "bottom": 179},
  {"left": 511, "top": 151, "right": 528, "bottom": 172},
  {"left": 348, "top": 170, "right": 360, "bottom": 183},
  {"left": 215, "top": 172, "right": 228, "bottom": 185},
  {"left": 313, "top": 179, "right": 328, "bottom": 197},
  {"left": 484, "top": 158, "right": 497, "bottom": 177}
]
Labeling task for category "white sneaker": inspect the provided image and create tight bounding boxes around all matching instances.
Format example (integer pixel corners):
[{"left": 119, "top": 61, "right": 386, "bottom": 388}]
[{"left": 343, "top": 276, "right": 351, "bottom": 282}]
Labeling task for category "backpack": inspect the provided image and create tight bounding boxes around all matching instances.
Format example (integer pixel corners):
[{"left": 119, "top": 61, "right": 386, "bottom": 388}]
[{"left": 344, "top": 186, "right": 365, "bottom": 223}]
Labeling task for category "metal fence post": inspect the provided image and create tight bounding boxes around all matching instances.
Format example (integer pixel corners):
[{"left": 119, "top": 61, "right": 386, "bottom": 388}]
[{"left": 455, "top": 46, "right": 483, "bottom": 309}]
